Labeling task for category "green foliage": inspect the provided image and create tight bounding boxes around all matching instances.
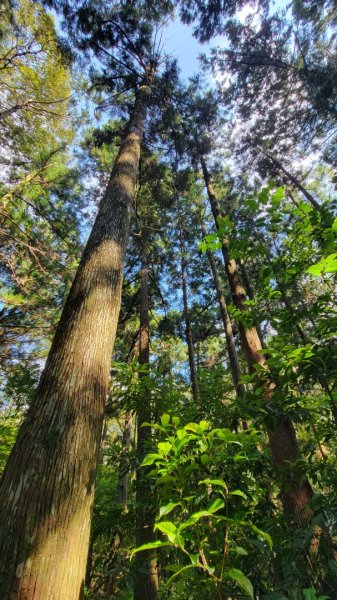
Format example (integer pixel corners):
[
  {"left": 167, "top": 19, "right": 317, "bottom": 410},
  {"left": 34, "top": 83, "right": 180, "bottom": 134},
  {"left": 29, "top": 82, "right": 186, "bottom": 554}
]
[
  {"left": 0, "top": 0, "right": 84, "bottom": 404},
  {"left": 0, "top": 411, "right": 21, "bottom": 473},
  {"left": 307, "top": 254, "right": 337, "bottom": 276},
  {"left": 133, "top": 416, "right": 272, "bottom": 598}
]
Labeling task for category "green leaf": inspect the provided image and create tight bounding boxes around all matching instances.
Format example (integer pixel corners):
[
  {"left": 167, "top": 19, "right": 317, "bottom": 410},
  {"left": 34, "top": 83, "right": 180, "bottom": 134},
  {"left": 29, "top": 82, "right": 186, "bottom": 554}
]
[
  {"left": 130, "top": 540, "right": 171, "bottom": 557},
  {"left": 184, "top": 423, "right": 200, "bottom": 433},
  {"left": 155, "top": 521, "right": 184, "bottom": 546},
  {"left": 200, "top": 453, "right": 210, "bottom": 465},
  {"left": 229, "top": 489, "right": 247, "bottom": 499},
  {"left": 225, "top": 568, "right": 254, "bottom": 598},
  {"left": 205, "top": 233, "right": 218, "bottom": 243},
  {"left": 179, "top": 500, "right": 224, "bottom": 530},
  {"left": 325, "top": 254, "right": 337, "bottom": 272},
  {"left": 165, "top": 564, "right": 202, "bottom": 587},
  {"left": 188, "top": 552, "right": 200, "bottom": 565},
  {"left": 307, "top": 254, "right": 337, "bottom": 276},
  {"left": 258, "top": 187, "right": 270, "bottom": 205},
  {"left": 303, "top": 590, "right": 317, "bottom": 600},
  {"left": 179, "top": 511, "right": 212, "bottom": 530},
  {"left": 155, "top": 521, "right": 178, "bottom": 544},
  {"left": 140, "top": 453, "right": 164, "bottom": 466},
  {"left": 159, "top": 502, "right": 181, "bottom": 519},
  {"left": 247, "top": 523, "right": 273, "bottom": 548},
  {"left": 207, "top": 498, "right": 225, "bottom": 513},
  {"left": 141, "top": 422, "right": 164, "bottom": 431},
  {"left": 233, "top": 454, "right": 246, "bottom": 462},
  {"left": 175, "top": 437, "right": 190, "bottom": 454},
  {"left": 160, "top": 413, "right": 171, "bottom": 427},
  {"left": 271, "top": 187, "right": 284, "bottom": 204},
  {"left": 218, "top": 215, "right": 232, "bottom": 229},
  {"left": 307, "top": 263, "right": 323, "bottom": 276},
  {"left": 198, "top": 478, "right": 227, "bottom": 490},
  {"left": 215, "top": 429, "right": 242, "bottom": 445},
  {"left": 158, "top": 442, "right": 172, "bottom": 455},
  {"left": 230, "top": 545, "right": 248, "bottom": 556},
  {"left": 198, "top": 420, "right": 210, "bottom": 431}
]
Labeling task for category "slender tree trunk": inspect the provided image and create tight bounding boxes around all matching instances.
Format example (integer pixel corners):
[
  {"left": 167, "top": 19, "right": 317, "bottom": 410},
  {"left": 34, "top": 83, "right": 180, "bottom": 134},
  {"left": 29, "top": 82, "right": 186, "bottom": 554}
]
[
  {"left": 200, "top": 155, "right": 313, "bottom": 522},
  {"left": 134, "top": 238, "right": 158, "bottom": 600},
  {"left": 0, "top": 83, "right": 151, "bottom": 600},
  {"left": 179, "top": 222, "right": 199, "bottom": 403},
  {"left": 98, "top": 419, "right": 108, "bottom": 464},
  {"left": 260, "top": 150, "right": 321, "bottom": 211},
  {"left": 117, "top": 412, "right": 132, "bottom": 509},
  {"left": 200, "top": 220, "right": 244, "bottom": 398}
]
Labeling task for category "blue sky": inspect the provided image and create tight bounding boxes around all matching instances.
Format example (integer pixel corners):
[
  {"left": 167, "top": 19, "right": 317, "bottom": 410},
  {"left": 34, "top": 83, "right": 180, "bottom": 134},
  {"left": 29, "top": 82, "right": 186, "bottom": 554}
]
[
  {"left": 162, "top": 0, "right": 289, "bottom": 81},
  {"left": 163, "top": 19, "right": 209, "bottom": 80}
]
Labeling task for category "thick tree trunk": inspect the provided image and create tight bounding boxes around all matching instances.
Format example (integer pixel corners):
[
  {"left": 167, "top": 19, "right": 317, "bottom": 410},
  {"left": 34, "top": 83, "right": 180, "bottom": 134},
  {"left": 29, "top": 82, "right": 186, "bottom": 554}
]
[
  {"left": 238, "top": 258, "right": 265, "bottom": 348},
  {"left": 179, "top": 223, "right": 199, "bottom": 404},
  {"left": 200, "top": 220, "right": 244, "bottom": 398},
  {"left": 0, "top": 84, "right": 150, "bottom": 600},
  {"left": 200, "top": 155, "right": 313, "bottom": 521},
  {"left": 134, "top": 239, "right": 158, "bottom": 600}
]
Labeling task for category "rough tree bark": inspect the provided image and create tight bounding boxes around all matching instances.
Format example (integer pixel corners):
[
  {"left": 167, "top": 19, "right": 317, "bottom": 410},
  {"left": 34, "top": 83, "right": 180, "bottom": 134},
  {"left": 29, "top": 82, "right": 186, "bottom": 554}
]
[
  {"left": 238, "top": 258, "right": 265, "bottom": 349},
  {"left": 0, "top": 83, "right": 151, "bottom": 600},
  {"left": 84, "top": 422, "right": 108, "bottom": 591},
  {"left": 179, "top": 222, "right": 199, "bottom": 404},
  {"left": 200, "top": 155, "right": 314, "bottom": 522},
  {"left": 134, "top": 237, "right": 159, "bottom": 600}
]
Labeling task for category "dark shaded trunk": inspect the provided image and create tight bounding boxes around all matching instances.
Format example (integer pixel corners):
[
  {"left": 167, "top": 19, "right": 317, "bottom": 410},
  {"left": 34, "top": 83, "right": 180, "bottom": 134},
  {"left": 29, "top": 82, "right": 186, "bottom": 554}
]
[
  {"left": 200, "top": 220, "right": 245, "bottom": 398},
  {"left": 200, "top": 155, "right": 314, "bottom": 522},
  {"left": 179, "top": 223, "right": 199, "bottom": 403},
  {"left": 85, "top": 537, "right": 94, "bottom": 591},
  {"left": 134, "top": 239, "right": 158, "bottom": 600},
  {"left": 0, "top": 83, "right": 150, "bottom": 600},
  {"left": 117, "top": 412, "right": 132, "bottom": 509}
]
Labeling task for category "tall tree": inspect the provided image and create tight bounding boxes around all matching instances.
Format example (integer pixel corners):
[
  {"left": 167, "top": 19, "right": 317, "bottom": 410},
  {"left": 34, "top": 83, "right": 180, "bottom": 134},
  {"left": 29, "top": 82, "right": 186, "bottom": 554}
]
[
  {"left": 0, "top": 2, "right": 174, "bottom": 597},
  {"left": 178, "top": 220, "right": 200, "bottom": 404},
  {"left": 200, "top": 154, "right": 314, "bottom": 519},
  {"left": 198, "top": 206, "right": 245, "bottom": 400},
  {"left": 135, "top": 232, "right": 159, "bottom": 599}
]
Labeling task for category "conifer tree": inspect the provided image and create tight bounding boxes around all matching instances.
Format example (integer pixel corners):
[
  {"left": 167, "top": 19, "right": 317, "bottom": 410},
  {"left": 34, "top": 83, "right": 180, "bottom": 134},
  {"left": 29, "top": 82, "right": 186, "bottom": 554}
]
[{"left": 0, "top": 2, "right": 174, "bottom": 598}]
